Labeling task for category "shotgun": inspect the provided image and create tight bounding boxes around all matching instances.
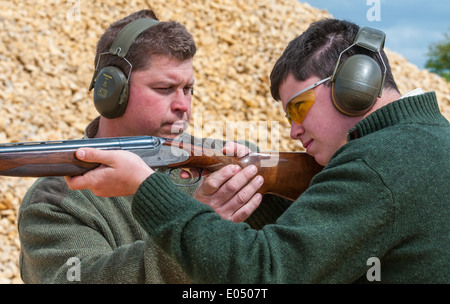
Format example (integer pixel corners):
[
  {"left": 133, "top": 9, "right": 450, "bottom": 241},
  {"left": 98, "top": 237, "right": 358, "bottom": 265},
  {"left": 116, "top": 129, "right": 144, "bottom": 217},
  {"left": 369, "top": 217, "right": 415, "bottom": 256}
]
[{"left": 0, "top": 136, "right": 322, "bottom": 201}]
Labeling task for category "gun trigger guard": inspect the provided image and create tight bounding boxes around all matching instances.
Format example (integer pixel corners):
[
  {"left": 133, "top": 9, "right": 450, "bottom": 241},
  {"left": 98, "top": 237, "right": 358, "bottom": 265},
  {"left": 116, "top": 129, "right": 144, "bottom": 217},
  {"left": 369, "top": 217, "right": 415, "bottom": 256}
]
[{"left": 167, "top": 168, "right": 203, "bottom": 187}]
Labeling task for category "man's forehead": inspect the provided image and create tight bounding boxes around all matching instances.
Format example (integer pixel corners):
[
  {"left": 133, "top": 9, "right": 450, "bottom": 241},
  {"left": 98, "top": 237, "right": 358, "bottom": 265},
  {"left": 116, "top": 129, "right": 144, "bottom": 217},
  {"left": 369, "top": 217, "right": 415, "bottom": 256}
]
[
  {"left": 145, "top": 53, "right": 193, "bottom": 68},
  {"left": 279, "top": 74, "right": 319, "bottom": 102},
  {"left": 134, "top": 56, "right": 194, "bottom": 82}
]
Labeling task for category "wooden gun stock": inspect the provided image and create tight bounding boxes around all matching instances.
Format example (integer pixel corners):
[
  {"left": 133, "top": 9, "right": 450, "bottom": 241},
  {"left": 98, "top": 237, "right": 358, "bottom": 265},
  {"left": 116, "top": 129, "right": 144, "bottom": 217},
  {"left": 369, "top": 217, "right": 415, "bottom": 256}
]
[{"left": 165, "top": 141, "right": 323, "bottom": 201}]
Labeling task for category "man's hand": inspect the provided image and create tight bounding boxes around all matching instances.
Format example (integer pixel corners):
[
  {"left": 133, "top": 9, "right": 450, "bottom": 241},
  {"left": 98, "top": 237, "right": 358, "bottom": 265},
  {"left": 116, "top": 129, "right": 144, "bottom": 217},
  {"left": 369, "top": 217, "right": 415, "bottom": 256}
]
[
  {"left": 65, "top": 148, "right": 153, "bottom": 197},
  {"left": 184, "top": 142, "right": 264, "bottom": 223}
]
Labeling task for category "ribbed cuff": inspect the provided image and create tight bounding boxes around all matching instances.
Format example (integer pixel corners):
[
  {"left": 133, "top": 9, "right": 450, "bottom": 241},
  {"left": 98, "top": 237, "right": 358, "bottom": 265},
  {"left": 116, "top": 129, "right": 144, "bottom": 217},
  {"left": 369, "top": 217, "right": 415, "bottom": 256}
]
[{"left": 131, "top": 172, "right": 193, "bottom": 234}]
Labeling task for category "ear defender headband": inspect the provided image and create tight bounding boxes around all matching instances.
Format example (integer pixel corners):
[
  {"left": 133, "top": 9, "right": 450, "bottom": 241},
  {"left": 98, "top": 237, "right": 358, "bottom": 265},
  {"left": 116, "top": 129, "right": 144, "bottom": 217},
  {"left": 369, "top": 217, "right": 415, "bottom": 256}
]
[
  {"left": 89, "top": 18, "right": 160, "bottom": 119},
  {"left": 330, "top": 26, "right": 387, "bottom": 116}
]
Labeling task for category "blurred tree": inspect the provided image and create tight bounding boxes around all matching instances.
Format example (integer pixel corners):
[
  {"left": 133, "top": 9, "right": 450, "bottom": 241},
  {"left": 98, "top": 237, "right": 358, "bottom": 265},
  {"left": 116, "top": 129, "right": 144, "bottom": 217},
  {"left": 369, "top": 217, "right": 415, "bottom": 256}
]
[{"left": 425, "top": 33, "right": 450, "bottom": 81}]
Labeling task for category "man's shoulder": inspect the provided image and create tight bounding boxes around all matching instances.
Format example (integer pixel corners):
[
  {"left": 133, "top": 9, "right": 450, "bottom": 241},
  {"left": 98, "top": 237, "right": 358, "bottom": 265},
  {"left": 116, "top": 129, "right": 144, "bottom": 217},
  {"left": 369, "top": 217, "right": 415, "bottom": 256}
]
[
  {"left": 21, "top": 176, "right": 101, "bottom": 210},
  {"left": 22, "top": 176, "right": 68, "bottom": 205}
]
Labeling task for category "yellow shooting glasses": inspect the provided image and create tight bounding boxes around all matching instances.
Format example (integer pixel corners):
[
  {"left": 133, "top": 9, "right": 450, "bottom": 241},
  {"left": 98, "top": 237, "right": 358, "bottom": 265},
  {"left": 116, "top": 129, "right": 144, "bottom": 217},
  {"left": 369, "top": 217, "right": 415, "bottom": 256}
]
[{"left": 285, "top": 76, "right": 331, "bottom": 126}]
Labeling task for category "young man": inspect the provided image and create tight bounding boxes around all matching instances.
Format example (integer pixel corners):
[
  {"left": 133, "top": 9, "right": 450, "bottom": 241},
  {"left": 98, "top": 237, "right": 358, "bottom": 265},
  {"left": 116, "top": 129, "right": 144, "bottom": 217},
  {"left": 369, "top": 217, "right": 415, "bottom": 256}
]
[
  {"left": 18, "top": 10, "right": 289, "bottom": 283},
  {"left": 65, "top": 19, "right": 449, "bottom": 283}
]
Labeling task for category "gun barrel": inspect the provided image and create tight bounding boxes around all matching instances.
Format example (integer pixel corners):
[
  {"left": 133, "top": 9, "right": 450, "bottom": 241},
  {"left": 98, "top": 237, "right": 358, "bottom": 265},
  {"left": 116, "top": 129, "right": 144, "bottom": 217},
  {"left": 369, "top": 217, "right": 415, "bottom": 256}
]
[
  {"left": 0, "top": 136, "right": 164, "bottom": 177},
  {"left": 0, "top": 136, "right": 162, "bottom": 153}
]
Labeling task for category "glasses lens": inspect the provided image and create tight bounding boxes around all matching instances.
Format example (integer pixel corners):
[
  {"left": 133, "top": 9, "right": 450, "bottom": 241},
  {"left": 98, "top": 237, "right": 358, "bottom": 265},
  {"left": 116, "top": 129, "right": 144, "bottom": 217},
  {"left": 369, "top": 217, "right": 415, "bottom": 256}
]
[{"left": 286, "top": 89, "right": 315, "bottom": 125}]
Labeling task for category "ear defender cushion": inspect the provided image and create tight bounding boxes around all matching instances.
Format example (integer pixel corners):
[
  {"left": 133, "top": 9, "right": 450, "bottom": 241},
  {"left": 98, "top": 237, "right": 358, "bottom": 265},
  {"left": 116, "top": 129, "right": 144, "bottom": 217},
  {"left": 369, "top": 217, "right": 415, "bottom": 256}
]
[
  {"left": 331, "top": 54, "right": 382, "bottom": 116},
  {"left": 93, "top": 66, "right": 129, "bottom": 119}
]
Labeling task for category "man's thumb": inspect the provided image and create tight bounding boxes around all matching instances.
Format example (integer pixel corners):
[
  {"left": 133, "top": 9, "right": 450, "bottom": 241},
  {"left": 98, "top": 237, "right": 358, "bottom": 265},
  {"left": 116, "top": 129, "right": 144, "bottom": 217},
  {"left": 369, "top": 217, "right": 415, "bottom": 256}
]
[{"left": 75, "top": 147, "right": 103, "bottom": 163}]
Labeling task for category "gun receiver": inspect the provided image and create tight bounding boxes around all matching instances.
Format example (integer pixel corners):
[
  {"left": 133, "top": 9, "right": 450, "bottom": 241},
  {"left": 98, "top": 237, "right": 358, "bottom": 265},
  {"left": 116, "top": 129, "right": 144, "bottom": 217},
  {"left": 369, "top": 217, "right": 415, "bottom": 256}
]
[{"left": 0, "top": 136, "right": 323, "bottom": 201}]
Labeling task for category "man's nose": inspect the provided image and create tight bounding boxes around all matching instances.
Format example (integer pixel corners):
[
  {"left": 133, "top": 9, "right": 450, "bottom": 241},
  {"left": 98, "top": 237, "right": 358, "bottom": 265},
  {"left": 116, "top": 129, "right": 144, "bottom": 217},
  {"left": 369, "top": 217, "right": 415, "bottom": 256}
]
[
  {"left": 290, "top": 122, "right": 304, "bottom": 140},
  {"left": 171, "top": 90, "right": 190, "bottom": 112}
]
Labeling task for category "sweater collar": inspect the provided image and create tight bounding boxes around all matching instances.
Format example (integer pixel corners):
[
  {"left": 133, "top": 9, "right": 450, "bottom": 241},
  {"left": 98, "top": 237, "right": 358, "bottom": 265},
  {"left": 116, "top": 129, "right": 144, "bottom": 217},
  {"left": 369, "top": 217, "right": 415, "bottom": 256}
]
[
  {"left": 347, "top": 91, "right": 443, "bottom": 141},
  {"left": 83, "top": 116, "right": 101, "bottom": 139}
]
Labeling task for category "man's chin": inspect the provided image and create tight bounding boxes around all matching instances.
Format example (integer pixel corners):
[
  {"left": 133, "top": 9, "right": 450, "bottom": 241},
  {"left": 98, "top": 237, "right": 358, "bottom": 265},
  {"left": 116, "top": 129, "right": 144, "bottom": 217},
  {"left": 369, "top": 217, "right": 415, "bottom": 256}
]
[
  {"left": 313, "top": 154, "right": 330, "bottom": 167},
  {"left": 158, "top": 129, "right": 188, "bottom": 140}
]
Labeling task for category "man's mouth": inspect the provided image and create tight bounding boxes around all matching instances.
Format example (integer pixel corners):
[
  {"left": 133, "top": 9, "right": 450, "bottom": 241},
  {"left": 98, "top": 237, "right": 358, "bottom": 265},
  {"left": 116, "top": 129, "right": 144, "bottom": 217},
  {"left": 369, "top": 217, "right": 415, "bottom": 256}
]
[
  {"left": 166, "top": 121, "right": 187, "bottom": 133},
  {"left": 303, "top": 139, "right": 313, "bottom": 151}
]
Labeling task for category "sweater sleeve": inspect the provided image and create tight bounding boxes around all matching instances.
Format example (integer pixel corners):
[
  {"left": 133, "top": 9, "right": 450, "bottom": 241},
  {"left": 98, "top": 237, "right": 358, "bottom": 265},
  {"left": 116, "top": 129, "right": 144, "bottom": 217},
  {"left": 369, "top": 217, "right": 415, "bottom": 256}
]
[{"left": 132, "top": 158, "right": 395, "bottom": 283}]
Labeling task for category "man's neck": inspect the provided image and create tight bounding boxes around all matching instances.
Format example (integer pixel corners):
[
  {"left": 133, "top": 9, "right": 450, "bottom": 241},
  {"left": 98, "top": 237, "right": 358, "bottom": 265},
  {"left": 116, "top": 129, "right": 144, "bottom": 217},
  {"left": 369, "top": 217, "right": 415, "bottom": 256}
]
[
  {"left": 362, "top": 89, "right": 402, "bottom": 119},
  {"left": 94, "top": 116, "right": 122, "bottom": 138}
]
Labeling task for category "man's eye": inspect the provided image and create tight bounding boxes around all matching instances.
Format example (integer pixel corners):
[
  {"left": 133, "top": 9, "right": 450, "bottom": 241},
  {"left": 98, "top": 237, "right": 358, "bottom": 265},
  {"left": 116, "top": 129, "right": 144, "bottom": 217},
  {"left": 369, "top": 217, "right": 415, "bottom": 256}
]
[{"left": 155, "top": 87, "right": 172, "bottom": 93}]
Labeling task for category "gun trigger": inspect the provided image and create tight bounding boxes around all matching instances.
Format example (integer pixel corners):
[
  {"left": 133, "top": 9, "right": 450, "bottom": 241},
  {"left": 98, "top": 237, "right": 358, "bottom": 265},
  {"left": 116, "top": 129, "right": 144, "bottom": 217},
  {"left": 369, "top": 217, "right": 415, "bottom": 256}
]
[
  {"left": 169, "top": 168, "right": 202, "bottom": 187},
  {"left": 181, "top": 168, "right": 194, "bottom": 183}
]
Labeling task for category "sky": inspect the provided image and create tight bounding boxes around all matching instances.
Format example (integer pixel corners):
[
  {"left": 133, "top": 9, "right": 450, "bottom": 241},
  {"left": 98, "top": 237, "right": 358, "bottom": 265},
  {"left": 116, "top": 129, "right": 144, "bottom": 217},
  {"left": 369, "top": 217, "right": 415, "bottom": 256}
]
[{"left": 303, "top": 0, "right": 450, "bottom": 69}]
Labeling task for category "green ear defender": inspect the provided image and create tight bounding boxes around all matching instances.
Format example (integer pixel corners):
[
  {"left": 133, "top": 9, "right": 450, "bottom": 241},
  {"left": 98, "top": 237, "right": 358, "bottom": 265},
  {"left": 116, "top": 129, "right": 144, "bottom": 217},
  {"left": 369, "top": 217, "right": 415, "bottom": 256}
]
[
  {"left": 330, "top": 26, "right": 387, "bottom": 116},
  {"left": 89, "top": 18, "right": 159, "bottom": 119}
]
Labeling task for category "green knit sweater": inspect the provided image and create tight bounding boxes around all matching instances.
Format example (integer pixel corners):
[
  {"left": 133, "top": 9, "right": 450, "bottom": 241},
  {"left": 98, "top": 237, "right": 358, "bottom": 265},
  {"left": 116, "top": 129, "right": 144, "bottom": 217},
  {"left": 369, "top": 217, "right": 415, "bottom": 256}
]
[
  {"left": 132, "top": 92, "right": 450, "bottom": 283},
  {"left": 18, "top": 135, "right": 290, "bottom": 283}
]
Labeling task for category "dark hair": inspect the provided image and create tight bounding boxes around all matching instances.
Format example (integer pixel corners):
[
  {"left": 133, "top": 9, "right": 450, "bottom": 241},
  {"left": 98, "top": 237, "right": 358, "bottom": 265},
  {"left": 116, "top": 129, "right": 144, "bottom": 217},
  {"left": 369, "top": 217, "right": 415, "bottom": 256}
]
[
  {"left": 94, "top": 9, "right": 196, "bottom": 76},
  {"left": 270, "top": 18, "right": 399, "bottom": 101}
]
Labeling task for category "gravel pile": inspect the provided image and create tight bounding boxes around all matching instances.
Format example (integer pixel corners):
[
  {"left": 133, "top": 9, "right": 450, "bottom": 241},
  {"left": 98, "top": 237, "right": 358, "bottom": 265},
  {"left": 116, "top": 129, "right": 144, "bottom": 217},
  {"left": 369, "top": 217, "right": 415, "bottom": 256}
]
[{"left": 1, "top": 0, "right": 449, "bottom": 283}]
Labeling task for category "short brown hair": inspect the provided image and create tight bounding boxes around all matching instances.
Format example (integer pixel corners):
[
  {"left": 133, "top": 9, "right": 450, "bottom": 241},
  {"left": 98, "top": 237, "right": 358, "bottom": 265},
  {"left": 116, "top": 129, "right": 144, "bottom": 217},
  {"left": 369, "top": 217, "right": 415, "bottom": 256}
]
[
  {"left": 270, "top": 19, "right": 399, "bottom": 101},
  {"left": 94, "top": 9, "right": 196, "bottom": 76}
]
